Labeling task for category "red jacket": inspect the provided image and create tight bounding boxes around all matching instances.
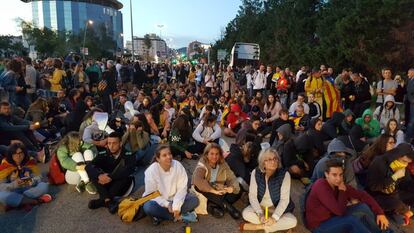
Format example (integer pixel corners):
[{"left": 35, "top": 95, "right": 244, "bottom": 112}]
[
  {"left": 226, "top": 104, "right": 248, "bottom": 129},
  {"left": 305, "top": 178, "right": 384, "bottom": 230}
]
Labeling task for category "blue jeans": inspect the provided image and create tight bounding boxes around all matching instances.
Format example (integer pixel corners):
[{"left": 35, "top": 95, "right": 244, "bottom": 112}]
[
  {"left": 0, "top": 182, "right": 49, "bottom": 207},
  {"left": 143, "top": 193, "right": 199, "bottom": 221},
  {"left": 313, "top": 204, "right": 381, "bottom": 233}
]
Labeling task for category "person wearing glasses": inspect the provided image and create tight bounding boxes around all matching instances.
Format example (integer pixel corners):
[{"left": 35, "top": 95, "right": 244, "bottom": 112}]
[{"left": 240, "top": 148, "right": 297, "bottom": 232}]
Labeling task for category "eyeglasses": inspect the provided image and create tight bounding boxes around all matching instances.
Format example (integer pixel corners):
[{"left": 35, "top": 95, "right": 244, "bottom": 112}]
[
  {"left": 264, "top": 157, "right": 278, "bottom": 163},
  {"left": 387, "top": 140, "right": 396, "bottom": 145}
]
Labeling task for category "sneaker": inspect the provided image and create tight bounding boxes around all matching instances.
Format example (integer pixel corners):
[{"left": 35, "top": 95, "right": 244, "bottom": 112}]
[
  {"left": 85, "top": 182, "right": 97, "bottom": 195},
  {"left": 76, "top": 181, "right": 86, "bottom": 193},
  {"left": 151, "top": 216, "right": 161, "bottom": 226},
  {"left": 88, "top": 199, "right": 105, "bottom": 210},
  {"left": 207, "top": 205, "right": 224, "bottom": 218},
  {"left": 38, "top": 194, "right": 53, "bottom": 203},
  {"left": 107, "top": 200, "right": 119, "bottom": 214},
  {"left": 181, "top": 211, "right": 198, "bottom": 223}
]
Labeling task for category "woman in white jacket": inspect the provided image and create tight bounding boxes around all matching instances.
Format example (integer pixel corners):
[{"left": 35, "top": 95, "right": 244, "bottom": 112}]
[
  {"left": 143, "top": 145, "right": 199, "bottom": 225},
  {"left": 192, "top": 114, "right": 222, "bottom": 154}
]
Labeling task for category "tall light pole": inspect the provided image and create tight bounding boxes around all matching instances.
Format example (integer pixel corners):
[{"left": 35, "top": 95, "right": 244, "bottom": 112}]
[
  {"left": 130, "top": 0, "right": 135, "bottom": 61},
  {"left": 82, "top": 20, "right": 93, "bottom": 60},
  {"left": 157, "top": 24, "right": 164, "bottom": 38}
]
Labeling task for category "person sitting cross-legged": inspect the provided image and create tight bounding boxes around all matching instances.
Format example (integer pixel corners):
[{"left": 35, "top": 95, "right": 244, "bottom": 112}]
[
  {"left": 192, "top": 143, "right": 242, "bottom": 219},
  {"left": 0, "top": 142, "right": 52, "bottom": 209},
  {"left": 143, "top": 144, "right": 199, "bottom": 225},
  {"left": 305, "top": 159, "right": 390, "bottom": 233},
  {"left": 56, "top": 131, "right": 97, "bottom": 194},
  {"left": 85, "top": 132, "right": 135, "bottom": 214},
  {"left": 240, "top": 148, "right": 297, "bottom": 233}
]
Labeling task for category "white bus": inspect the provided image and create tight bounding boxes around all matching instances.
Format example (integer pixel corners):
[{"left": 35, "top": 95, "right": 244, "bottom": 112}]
[{"left": 229, "top": 42, "right": 260, "bottom": 68}]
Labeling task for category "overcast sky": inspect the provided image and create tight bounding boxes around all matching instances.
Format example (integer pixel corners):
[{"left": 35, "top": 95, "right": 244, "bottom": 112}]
[{"left": 0, "top": 0, "right": 241, "bottom": 48}]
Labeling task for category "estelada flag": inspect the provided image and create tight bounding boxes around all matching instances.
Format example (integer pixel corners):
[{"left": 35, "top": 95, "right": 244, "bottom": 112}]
[{"left": 324, "top": 80, "right": 343, "bottom": 118}]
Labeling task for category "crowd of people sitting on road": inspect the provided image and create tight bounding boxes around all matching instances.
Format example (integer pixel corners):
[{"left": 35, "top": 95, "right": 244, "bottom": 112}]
[{"left": 1, "top": 56, "right": 414, "bottom": 233}]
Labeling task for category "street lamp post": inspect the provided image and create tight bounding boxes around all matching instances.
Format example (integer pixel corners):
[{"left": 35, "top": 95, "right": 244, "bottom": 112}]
[
  {"left": 157, "top": 24, "right": 164, "bottom": 38},
  {"left": 130, "top": 0, "right": 135, "bottom": 61},
  {"left": 82, "top": 20, "right": 93, "bottom": 60}
]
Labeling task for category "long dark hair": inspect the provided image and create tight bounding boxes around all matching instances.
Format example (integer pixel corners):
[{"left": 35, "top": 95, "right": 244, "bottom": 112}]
[
  {"left": 6, "top": 143, "right": 29, "bottom": 166},
  {"left": 136, "top": 113, "right": 151, "bottom": 134},
  {"left": 385, "top": 118, "right": 399, "bottom": 136},
  {"left": 172, "top": 114, "right": 192, "bottom": 142},
  {"left": 360, "top": 134, "right": 394, "bottom": 167}
]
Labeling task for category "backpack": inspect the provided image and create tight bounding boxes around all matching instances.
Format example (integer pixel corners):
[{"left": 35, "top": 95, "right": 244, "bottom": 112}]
[{"left": 47, "top": 154, "right": 66, "bottom": 185}]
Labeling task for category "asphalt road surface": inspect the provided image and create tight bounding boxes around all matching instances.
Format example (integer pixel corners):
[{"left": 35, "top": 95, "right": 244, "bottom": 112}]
[{"left": 1, "top": 138, "right": 413, "bottom": 233}]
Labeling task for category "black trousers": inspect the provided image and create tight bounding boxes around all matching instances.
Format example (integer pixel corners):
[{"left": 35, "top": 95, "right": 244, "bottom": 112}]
[
  {"left": 92, "top": 176, "right": 132, "bottom": 200},
  {"left": 195, "top": 186, "right": 241, "bottom": 210}
]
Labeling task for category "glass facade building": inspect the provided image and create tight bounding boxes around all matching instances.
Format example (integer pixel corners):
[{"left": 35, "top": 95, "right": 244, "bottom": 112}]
[{"left": 22, "top": 0, "right": 123, "bottom": 50}]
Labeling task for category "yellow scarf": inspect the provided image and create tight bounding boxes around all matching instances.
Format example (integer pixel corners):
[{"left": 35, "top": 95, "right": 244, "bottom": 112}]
[{"left": 390, "top": 159, "right": 408, "bottom": 172}]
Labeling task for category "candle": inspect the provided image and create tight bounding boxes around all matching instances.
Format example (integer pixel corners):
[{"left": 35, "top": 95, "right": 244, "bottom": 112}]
[
  {"left": 265, "top": 206, "right": 269, "bottom": 220},
  {"left": 185, "top": 226, "right": 191, "bottom": 233},
  {"left": 35, "top": 122, "right": 40, "bottom": 126}
]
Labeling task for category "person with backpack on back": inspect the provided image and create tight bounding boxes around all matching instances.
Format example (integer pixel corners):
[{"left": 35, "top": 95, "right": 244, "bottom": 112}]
[
  {"left": 305, "top": 159, "right": 390, "bottom": 233},
  {"left": 373, "top": 95, "right": 400, "bottom": 130},
  {"left": 376, "top": 67, "right": 397, "bottom": 107}
]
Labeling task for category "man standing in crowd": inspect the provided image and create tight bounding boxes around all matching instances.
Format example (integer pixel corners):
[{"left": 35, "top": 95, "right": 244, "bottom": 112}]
[
  {"left": 24, "top": 57, "right": 37, "bottom": 102},
  {"left": 252, "top": 65, "right": 266, "bottom": 95},
  {"left": 376, "top": 67, "right": 397, "bottom": 107},
  {"left": 406, "top": 68, "right": 414, "bottom": 141}
]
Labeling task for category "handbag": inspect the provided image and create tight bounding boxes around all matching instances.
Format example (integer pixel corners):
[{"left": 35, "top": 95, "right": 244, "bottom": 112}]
[{"left": 47, "top": 154, "right": 66, "bottom": 185}]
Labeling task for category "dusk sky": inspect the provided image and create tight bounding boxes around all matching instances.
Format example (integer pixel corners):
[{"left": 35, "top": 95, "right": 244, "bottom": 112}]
[{"left": 1, "top": 0, "right": 241, "bottom": 48}]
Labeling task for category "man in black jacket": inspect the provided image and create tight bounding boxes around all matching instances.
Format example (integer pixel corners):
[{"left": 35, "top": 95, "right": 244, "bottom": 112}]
[
  {"left": 86, "top": 132, "right": 136, "bottom": 213},
  {"left": 0, "top": 101, "right": 41, "bottom": 151},
  {"left": 99, "top": 60, "right": 117, "bottom": 113},
  {"left": 351, "top": 73, "right": 371, "bottom": 118}
]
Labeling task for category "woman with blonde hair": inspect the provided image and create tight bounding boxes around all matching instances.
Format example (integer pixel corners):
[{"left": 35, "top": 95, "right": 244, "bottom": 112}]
[
  {"left": 241, "top": 148, "right": 297, "bottom": 232},
  {"left": 192, "top": 143, "right": 241, "bottom": 219},
  {"left": 73, "top": 63, "right": 90, "bottom": 92},
  {"left": 56, "top": 131, "right": 97, "bottom": 194}
]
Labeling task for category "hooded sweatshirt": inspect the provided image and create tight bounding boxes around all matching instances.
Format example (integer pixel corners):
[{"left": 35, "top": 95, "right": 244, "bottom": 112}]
[
  {"left": 321, "top": 112, "right": 345, "bottom": 141},
  {"left": 373, "top": 95, "right": 400, "bottom": 129},
  {"left": 367, "top": 143, "right": 414, "bottom": 197},
  {"left": 226, "top": 104, "right": 249, "bottom": 129},
  {"left": 311, "top": 139, "right": 357, "bottom": 188},
  {"left": 274, "top": 124, "right": 297, "bottom": 168},
  {"left": 355, "top": 109, "right": 381, "bottom": 138},
  {"left": 339, "top": 109, "right": 355, "bottom": 135},
  {"left": 337, "top": 125, "right": 366, "bottom": 153}
]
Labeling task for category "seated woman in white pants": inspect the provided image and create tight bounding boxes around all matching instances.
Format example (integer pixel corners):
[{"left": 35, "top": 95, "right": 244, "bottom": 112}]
[
  {"left": 57, "top": 131, "right": 97, "bottom": 194},
  {"left": 241, "top": 148, "right": 297, "bottom": 233}
]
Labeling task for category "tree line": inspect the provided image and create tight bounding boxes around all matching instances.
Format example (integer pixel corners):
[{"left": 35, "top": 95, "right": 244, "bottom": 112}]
[
  {"left": 212, "top": 0, "right": 414, "bottom": 79},
  {"left": 20, "top": 21, "right": 119, "bottom": 59}
]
